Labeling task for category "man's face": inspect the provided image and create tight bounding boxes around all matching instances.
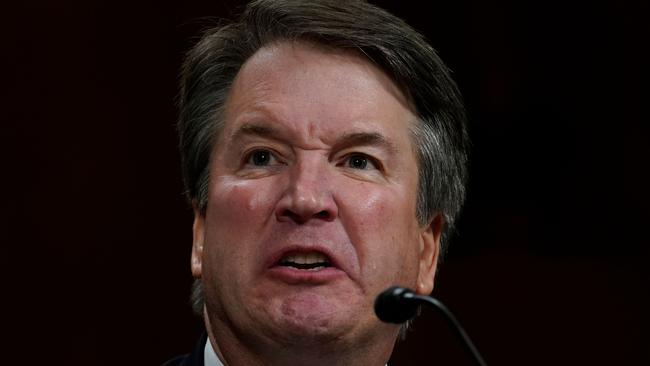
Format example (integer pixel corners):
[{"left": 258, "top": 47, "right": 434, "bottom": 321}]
[{"left": 192, "top": 42, "right": 442, "bottom": 349}]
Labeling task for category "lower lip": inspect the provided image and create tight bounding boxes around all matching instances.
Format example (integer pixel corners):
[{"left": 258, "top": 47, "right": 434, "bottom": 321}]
[{"left": 266, "top": 266, "right": 345, "bottom": 285}]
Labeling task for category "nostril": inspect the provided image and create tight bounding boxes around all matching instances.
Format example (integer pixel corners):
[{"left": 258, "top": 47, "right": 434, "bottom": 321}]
[
  {"left": 278, "top": 208, "right": 332, "bottom": 224},
  {"left": 281, "top": 209, "right": 301, "bottom": 222}
]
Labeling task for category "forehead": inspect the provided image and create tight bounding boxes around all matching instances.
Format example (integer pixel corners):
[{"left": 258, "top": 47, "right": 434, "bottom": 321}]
[{"left": 222, "top": 41, "right": 417, "bottom": 147}]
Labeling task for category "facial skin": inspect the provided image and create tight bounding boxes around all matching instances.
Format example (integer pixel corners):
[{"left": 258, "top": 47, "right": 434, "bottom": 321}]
[{"left": 191, "top": 41, "right": 443, "bottom": 366}]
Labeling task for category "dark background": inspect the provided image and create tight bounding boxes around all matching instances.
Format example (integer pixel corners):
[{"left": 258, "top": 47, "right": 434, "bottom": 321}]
[{"left": 3, "top": 0, "right": 648, "bottom": 365}]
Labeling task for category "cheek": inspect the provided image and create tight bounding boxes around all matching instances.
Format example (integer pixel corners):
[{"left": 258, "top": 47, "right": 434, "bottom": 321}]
[
  {"left": 344, "top": 183, "right": 416, "bottom": 236},
  {"left": 203, "top": 179, "right": 279, "bottom": 271},
  {"left": 210, "top": 178, "right": 278, "bottom": 225},
  {"left": 340, "top": 184, "right": 420, "bottom": 276}
]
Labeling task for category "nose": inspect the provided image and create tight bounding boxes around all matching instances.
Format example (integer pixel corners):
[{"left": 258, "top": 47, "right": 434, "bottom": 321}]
[{"left": 275, "top": 158, "right": 338, "bottom": 224}]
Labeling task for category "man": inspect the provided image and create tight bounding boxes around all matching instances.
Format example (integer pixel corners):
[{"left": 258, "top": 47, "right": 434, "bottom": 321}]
[{"left": 166, "top": 0, "right": 468, "bottom": 365}]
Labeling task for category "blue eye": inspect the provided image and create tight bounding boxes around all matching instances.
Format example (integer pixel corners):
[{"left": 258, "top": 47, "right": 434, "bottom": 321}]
[
  {"left": 344, "top": 154, "right": 381, "bottom": 171},
  {"left": 347, "top": 154, "right": 368, "bottom": 169},
  {"left": 245, "top": 149, "right": 283, "bottom": 168},
  {"left": 250, "top": 150, "right": 271, "bottom": 166}
]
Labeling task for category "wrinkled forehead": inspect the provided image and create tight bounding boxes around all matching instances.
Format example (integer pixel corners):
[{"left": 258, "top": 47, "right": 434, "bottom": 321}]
[
  {"left": 220, "top": 40, "right": 417, "bottom": 142},
  {"left": 241, "top": 41, "right": 411, "bottom": 101}
]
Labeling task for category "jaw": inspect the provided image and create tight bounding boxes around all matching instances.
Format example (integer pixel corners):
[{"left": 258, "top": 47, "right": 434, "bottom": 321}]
[
  {"left": 204, "top": 297, "right": 400, "bottom": 366},
  {"left": 203, "top": 273, "right": 399, "bottom": 366}
]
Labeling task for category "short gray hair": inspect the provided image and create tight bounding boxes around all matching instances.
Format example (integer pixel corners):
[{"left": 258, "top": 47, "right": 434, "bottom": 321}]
[{"left": 178, "top": 0, "right": 469, "bottom": 316}]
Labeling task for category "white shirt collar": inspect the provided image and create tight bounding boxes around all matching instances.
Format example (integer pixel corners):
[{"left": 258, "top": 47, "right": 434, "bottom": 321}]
[{"left": 204, "top": 338, "right": 224, "bottom": 366}]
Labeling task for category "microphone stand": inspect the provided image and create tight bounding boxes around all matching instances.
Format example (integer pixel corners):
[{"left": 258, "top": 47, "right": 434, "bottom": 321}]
[
  {"left": 376, "top": 287, "right": 487, "bottom": 366},
  {"left": 408, "top": 292, "right": 487, "bottom": 366}
]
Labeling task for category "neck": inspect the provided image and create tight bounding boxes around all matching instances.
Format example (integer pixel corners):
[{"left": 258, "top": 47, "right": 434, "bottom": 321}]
[{"left": 204, "top": 311, "right": 397, "bottom": 366}]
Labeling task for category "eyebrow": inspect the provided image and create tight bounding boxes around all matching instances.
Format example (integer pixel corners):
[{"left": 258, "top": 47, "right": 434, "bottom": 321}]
[
  {"left": 230, "top": 123, "right": 283, "bottom": 142},
  {"left": 331, "top": 131, "right": 398, "bottom": 154},
  {"left": 229, "top": 122, "right": 398, "bottom": 153}
]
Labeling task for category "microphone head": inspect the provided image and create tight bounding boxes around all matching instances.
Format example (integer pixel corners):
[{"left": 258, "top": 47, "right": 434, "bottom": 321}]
[{"left": 374, "top": 286, "right": 419, "bottom": 324}]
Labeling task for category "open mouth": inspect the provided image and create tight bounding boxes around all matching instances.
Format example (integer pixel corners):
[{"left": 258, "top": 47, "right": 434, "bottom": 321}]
[{"left": 277, "top": 251, "right": 331, "bottom": 271}]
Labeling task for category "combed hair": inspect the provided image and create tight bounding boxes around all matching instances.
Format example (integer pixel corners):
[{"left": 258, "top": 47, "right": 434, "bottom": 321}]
[{"left": 178, "top": 0, "right": 469, "bottom": 317}]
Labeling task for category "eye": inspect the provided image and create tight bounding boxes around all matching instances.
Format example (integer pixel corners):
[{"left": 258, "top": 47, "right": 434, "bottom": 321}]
[
  {"left": 245, "top": 149, "right": 279, "bottom": 167},
  {"left": 345, "top": 154, "right": 379, "bottom": 170}
]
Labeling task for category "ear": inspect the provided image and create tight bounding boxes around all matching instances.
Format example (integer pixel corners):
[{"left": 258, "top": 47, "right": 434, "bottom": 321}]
[
  {"left": 191, "top": 208, "right": 205, "bottom": 279},
  {"left": 415, "top": 214, "right": 444, "bottom": 295}
]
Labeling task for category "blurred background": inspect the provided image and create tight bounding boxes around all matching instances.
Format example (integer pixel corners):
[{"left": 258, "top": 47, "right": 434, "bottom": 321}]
[{"left": 2, "top": 0, "right": 647, "bottom": 364}]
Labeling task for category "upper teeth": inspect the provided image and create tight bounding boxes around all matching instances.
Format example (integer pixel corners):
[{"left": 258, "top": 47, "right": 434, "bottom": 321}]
[{"left": 281, "top": 252, "right": 329, "bottom": 265}]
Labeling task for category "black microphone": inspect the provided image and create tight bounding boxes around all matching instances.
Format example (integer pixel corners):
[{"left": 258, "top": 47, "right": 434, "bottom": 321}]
[
  {"left": 374, "top": 286, "right": 420, "bottom": 323},
  {"left": 374, "top": 286, "right": 488, "bottom": 366}
]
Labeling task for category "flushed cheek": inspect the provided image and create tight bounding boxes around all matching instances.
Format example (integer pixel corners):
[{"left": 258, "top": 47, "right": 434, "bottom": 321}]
[
  {"left": 211, "top": 178, "right": 279, "bottom": 223},
  {"left": 340, "top": 185, "right": 419, "bottom": 282},
  {"left": 203, "top": 178, "right": 280, "bottom": 279},
  {"left": 342, "top": 185, "right": 412, "bottom": 236}
]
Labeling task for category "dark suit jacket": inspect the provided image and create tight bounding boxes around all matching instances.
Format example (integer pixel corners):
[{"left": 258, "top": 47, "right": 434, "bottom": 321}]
[{"left": 162, "top": 333, "right": 207, "bottom": 366}]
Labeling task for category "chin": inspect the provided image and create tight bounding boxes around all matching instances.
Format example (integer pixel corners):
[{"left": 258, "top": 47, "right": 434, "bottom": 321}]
[{"left": 264, "top": 292, "right": 363, "bottom": 343}]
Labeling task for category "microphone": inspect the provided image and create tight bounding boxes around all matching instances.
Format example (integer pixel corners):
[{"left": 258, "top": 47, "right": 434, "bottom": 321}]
[
  {"left": 374, "top": 286, "right": 420, "bottom": 323},
  {"left": 374, "top": 286, "right": 488, "bottom": 366}
]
